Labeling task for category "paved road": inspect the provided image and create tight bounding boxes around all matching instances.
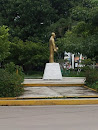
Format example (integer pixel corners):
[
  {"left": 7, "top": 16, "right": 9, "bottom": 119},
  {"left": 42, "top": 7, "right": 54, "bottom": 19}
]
[{"left": 0, "top": 105, "right": 98, "bottom": 130}]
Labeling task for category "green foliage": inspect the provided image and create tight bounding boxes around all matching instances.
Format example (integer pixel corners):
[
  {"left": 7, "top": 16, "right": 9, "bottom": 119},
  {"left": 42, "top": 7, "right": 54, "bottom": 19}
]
[
  {"left": 71, "top": 6, "right": 91, "bottom": 21},
  {"left": 7, "top": 38, "right": 49, "bottom": 72},
  {"left": 24, "top": 71, "right": 43, "bottom": 79},
  {"left": 48, "top": 18, "right": 70, "bottom": 38},
  {"left": 81, "top": 58, "right": 93, "bottom": 66},
  {"left": 71, "top": 0, "right": 98, "bottom": 21},
  {"left": 89, "top": 7, "right": 98, "bottom": 26},
  {"left": 55, "top": 37, "right": 66, "bottom": 60},
  {"left": 4, "top": 62, "right": 24, "bottom": 78},
  {"left": 0, "top": 25, "right": 10, "bottom": 62},
  {"left": 62, "top": 69, "right": 85, "bottom": 77},
  {"left": 0, "top": 69, "right": 24, "bottom": 97},
  {"left": 0, "top": 0, "right": 98, "bottom": 72},
  {"left": 80, "top": 58, "right": 98, "bottom": 89},
  {"left": 0, "top": 0, "right": 86, "bottom": 42},
  {"left": 57, "top": 0, "right": 98, "bottom": 61},
  {"left": 0, "top": 0, "right": 57, "bottom": 42},
  {"left": 5, "top": 62, "right": 16, "bottom": 74},
  {"left": 59, "top": 13, "right": 98, "bottom": 61},
  {"left": 58, "top": 31, "right": 83, "bottom": 54},
  {"left": 84, "top": 68, "right": 98, "bottom": 85},
  {"left": 91, "top": 82, "right": 98, "bottom": 91},
  {"left": 49, "top": 0, "right": 83, "bottom": 17},
  {"left": 72, "top": 21, "right": 91, "bottom": 37}
]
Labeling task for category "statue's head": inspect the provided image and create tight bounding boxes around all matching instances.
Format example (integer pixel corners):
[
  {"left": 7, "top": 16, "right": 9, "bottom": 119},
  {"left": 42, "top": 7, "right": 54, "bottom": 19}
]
[{"left": 51, "top": 32, "right": 56, "bottom": 38}]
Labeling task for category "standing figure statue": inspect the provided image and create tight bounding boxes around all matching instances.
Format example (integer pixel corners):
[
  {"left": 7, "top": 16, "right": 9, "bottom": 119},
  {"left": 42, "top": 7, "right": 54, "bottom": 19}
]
[{"left": 49, "top": 32, "right": 58, "bottom": 63}]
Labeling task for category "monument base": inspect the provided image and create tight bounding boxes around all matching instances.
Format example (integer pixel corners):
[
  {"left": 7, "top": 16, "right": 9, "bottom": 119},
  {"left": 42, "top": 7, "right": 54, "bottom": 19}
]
[{"left": 43, "top": 63, "right": 62, "bottom": 80}]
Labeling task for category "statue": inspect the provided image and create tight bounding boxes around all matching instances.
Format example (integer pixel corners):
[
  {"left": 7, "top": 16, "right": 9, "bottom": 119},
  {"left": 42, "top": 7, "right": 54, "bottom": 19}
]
[
  {"left": 43, "top": 32, "right": 62, "bottom": 80},
  {"left": 49, "top": 32, "right": 58, "bottom": 63}
]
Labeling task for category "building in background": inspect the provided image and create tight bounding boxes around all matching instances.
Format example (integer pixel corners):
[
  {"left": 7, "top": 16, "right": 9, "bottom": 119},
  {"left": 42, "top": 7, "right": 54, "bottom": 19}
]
[
  {"left": 64, "top": 52, "right": 84, "bottom": 69},
  {"left": 64, "top": 52, "right": 72, "bottom": 69}
]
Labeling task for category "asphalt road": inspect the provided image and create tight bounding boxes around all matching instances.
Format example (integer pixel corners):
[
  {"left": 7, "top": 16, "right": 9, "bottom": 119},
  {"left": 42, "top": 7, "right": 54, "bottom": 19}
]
[{"left": 0, "top": 105, "right": 98, "bottom": 130}]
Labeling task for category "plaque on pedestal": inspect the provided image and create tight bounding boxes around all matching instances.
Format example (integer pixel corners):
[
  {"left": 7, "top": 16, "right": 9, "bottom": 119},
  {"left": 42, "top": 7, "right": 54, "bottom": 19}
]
[{"left": 43, "top": 63, "right": 62, "bottom": 80}]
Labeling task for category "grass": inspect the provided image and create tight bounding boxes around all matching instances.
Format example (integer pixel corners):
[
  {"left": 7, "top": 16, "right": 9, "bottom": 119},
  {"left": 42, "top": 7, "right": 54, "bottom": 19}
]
[
  {"left": 24, "top": 71, "right": 43, "bottom": 79},
  {"left": 62, "top": 70, "right": 85, "bottom": 77}
]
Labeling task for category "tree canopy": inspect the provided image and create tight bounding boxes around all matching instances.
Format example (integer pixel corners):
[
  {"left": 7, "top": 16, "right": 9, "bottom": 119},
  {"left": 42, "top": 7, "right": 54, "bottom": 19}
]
[
  {"left": 0, "top": 0, "right": 85, "bottom": 42},
  {"left": 57, "top": 0, "right": 98, "bottom": 61},
  {"left": 0, "top": 26, "right": 10, "bottom": 62},
  {"left": 0, "top": 0, "right": 98, "bottom": 71}
]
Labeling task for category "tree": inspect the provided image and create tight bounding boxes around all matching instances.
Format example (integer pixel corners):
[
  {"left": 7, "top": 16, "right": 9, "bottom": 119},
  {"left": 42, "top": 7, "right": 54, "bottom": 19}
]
[
  {"left": 0, "top": 0, "right": 85, "bottom": 42},
  {"left": 71, "top": 0, "right": 98, "bottom": 23},
  {"left": 1, "top": 0, "right": 98, "bottom": 71},
  {"left": 49, "top": 0, "right": 83, "bottom": 18},
  {"left": 0, "top": 0, "right": 57, "bottom": 42},
  {"left": 59, "top": 22, "right": 98, "bottom": 61},
  {"left": 6, "top": 37, "right": 49, "bottom": 72},
  {"left": 0, "top": 25, "right": 10, "bottom": 62},
  {"left": 57, "top": 0, "right": 98, "bottom": 61},
  {"left": 47, "top": 18, "right": 70, "bottom": 38}
]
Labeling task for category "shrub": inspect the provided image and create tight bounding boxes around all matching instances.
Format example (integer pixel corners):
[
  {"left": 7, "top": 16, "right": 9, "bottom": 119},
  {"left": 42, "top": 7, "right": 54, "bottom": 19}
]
[
  {"left": 4, "top": 62, "right": 24, "bottom": 78},
  {"left": 81, "top": 58, "right": 93, "bottom": 66},
  {"left": 4, "top": 62, "right": 16, "bottom": 74},
  {"left": 0, "top": 69, "right": 24, "bottom": 97},
  {"left": 84, "top": 67, "right": 98, "bottom": 85},
  {"left": 91, "top": 82, "right": 98, "bottom": 91}
]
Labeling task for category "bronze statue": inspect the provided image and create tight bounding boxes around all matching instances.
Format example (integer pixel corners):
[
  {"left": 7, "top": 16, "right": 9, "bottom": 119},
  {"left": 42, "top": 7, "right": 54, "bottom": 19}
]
[{"left": 49, "top": 32, "right": 58, "bottom": 63}]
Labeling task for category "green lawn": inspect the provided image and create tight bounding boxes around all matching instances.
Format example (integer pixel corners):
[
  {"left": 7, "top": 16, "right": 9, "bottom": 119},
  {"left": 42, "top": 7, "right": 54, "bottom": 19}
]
[{"left": 24, "top": 71, "right": 43, "bottom": 79}]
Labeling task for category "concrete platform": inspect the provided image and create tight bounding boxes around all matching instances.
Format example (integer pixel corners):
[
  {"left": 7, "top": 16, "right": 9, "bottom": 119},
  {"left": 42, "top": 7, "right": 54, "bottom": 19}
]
[
  {"left": 0, "top": 77, "right": 98, "bottom": 106},
  {"left": 20, "top": 77, "right": 98, "bottom": 99},
  {"left": 23, "top": 77, "right": 85, "bottom": 87},
  {"left": 19, "top": 86, "right": 98, "bottom": 98}
]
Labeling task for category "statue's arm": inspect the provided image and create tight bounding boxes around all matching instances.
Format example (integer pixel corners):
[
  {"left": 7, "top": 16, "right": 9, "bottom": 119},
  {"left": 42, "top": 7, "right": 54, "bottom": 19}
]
[{"left": 52, "top": 39, "right": 58, "bottom": 52}]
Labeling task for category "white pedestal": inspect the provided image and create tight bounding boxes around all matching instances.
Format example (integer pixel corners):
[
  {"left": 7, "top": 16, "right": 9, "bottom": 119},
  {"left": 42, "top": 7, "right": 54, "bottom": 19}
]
[{"left": 43, "top": 63, "right": 62, "bottom": 80}]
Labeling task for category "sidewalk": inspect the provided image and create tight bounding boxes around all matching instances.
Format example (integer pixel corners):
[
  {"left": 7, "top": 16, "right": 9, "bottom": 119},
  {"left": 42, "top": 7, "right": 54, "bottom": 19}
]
[
  {"left": 0, "top": 77, "right": 98, "bottom": 106},
  {"left": 19, "top": 86, "right": 98, "bottom": 98},
  {"left": 21, "top": 77, "right": 87, "bottom": 98}
]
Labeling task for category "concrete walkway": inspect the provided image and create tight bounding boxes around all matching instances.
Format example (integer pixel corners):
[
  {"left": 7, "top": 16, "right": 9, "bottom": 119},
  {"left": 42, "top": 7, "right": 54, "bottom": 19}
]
[
  {"left": 19, "top": 77, "right": 98, "bottom": 98},
  {"left": 1, "top": 77, "right": 98, "bottom": 106},
  {"left": 19, "top": 86, "right": 98, "bottom": 98}
]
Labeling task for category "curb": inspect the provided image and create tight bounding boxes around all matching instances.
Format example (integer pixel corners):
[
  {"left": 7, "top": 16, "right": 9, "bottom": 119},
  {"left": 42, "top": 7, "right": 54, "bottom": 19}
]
[
  {"left": 23, "top": 84, "right": 84, "bottom": 87},
  {"left": 0, "top": 95, "right": 98, "bottom": 100},
  {"left": 1, "top": 99, "right": 98, "bottom": 106},
  {"left": 84, "top": 85, "right": 97, "bottom": 92}
]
